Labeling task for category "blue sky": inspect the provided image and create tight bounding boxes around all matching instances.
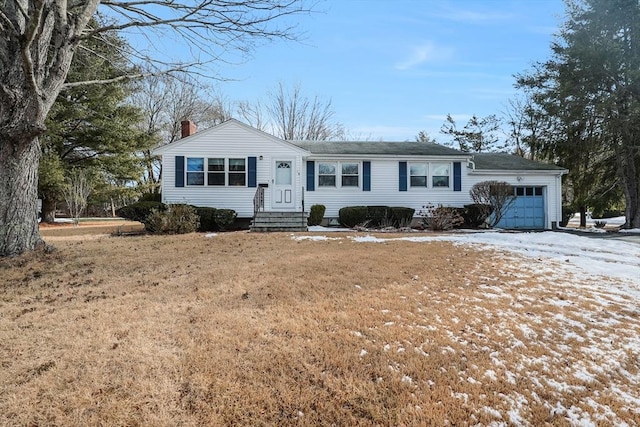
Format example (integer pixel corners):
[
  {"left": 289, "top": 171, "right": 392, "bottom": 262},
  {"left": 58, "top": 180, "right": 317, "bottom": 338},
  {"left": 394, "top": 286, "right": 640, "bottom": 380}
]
[{"left": 194, "top": 1, "right": 566, "bottom": 141}]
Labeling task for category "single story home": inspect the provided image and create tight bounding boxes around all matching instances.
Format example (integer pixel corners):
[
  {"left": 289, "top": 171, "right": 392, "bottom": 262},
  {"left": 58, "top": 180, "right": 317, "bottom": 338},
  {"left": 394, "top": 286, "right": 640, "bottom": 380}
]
[{"left": 152, "top": 119, "right": 567, "bottom": 230}]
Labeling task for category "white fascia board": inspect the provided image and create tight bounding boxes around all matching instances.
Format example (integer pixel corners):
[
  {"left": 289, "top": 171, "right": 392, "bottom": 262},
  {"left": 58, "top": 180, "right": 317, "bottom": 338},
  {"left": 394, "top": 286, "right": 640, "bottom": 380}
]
[
  {"left": 306, "top": 154, "right": 472, "bottom": 161},
  {"left": 469, "top": 169, "right": 568, "bottom": 176}
]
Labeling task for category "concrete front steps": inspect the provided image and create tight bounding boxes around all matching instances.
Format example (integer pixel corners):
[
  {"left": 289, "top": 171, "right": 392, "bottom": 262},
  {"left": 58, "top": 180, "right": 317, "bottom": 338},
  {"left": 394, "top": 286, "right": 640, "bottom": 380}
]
[{"left": 251, "top": 211, "right": 308, "bottom": 232}]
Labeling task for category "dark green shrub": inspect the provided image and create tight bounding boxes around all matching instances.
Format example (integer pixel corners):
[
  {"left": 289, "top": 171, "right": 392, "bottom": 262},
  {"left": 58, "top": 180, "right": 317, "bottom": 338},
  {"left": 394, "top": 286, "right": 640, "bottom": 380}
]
[
  {"left": 195, "top": 207, "right": 218, "bottom": 231},
  {"left": 213, "top": 209, "right": 237, "bottom": 231},
  {"left": 339, "top": 206, "right": 368, "bottom": 228},
  {"left": 390, "top": 207, "right": 415, "bottom": 227},
  {"left": 560, "top": 205, "right": 574, "bottom": 227},
  {"left": 145, "top": 204, "right": 199, "bottom": 234},
  {"left": 116, "top": 201, "right": 166, "bottom": 223},
  {"left": 462, "top": 204, "right": 493, "bottom": 228},
  {"left": 366, "top": 206, "right": 390, "bottom": 227},
  {"left": 308, "top": 204, "right": 326, "bottom": 226},
  {"left": 139, "top": 192, "right": 162, "bottom": 202}
]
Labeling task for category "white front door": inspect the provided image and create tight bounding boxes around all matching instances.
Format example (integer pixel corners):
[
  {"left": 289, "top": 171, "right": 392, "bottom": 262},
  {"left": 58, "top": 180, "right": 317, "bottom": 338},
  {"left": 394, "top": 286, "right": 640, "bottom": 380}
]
[{"left": 272, "top": 160, "right": 295, "bottom": 209}]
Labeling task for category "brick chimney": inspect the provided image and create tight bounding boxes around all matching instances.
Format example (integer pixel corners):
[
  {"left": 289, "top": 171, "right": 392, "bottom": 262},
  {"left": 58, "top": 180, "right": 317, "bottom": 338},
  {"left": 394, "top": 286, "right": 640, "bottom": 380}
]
[{"left": 181, "top": 120, "right": 197, "bottom": 138}]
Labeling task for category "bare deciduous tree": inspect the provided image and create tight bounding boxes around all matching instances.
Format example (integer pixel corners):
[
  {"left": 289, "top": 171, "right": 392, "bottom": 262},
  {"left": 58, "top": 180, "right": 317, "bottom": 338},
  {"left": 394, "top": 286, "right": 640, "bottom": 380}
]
[
  {"left": 470, "top": 181, "right": 516, "bottom": 227},
  {"left": 239, "top": 82, "right": 345, "bottom": 141},
  {"left": 0, "top": 0, "right": 311, "bottom": 256},
  {"left": 62, "top": 169, "right": 92, "bottom": 226},
  {"left": 132, "top": 74, "right": 233, "bottom": 190}
]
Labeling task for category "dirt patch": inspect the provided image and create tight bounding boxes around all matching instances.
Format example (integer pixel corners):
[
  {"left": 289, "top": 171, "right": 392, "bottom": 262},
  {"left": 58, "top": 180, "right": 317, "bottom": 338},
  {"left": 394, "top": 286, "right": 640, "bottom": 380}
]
[{"left": 0, "top": 231, "right": 638, "bottom": 425}]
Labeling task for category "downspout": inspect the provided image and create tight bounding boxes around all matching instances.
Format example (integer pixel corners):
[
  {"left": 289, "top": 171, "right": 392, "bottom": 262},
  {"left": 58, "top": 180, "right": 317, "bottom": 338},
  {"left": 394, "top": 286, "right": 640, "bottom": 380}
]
[{"left": 467, "top": 156, "right": 476, "bottom": 171}]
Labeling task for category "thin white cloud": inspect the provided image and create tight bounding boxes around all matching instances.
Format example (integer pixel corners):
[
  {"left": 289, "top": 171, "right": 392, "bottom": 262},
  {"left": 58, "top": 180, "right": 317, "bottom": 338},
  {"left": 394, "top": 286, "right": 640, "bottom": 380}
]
[
  {"left": 395, "top": 41, "right": 453, "bottom": 71},
  {"left": 433, "top": 5, "right": 515, "bottom": 23}
]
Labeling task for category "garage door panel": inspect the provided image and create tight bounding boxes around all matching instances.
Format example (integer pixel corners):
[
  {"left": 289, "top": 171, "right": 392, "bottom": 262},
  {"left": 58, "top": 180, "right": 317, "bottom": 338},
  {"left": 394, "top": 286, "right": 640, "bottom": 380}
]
[{"left": 496, "top": 186, "right": 545, "bottom": 229}]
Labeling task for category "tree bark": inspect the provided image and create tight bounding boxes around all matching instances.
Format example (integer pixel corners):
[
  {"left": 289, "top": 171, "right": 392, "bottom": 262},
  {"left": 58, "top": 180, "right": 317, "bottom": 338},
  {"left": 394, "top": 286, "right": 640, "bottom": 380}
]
[
  {"left": 41, "top": 197, "right": 57, "bottom": 224},
  {"left": 579, "top": 205, "right": 587, "bottom": 228},
  {"left": 0, "top": 136, "right": 44, "bottom": 256},
  {"left": 619, "top": 147, "right": 640, "bottom": 229}
]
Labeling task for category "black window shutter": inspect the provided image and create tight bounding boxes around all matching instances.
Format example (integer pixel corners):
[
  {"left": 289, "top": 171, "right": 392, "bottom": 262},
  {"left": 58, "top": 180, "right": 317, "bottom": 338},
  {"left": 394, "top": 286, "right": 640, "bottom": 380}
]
[
  {"left": 248, "top": 157, "right": 257, "bottom": 187},
  {"left": 306, "top": 161, "right": 315, "bottom": 191},
  {"left": 363, "top": 161, "right": 371, "bottom": 191},
  {"left": 453, "top": 162, "right": 461, "bottom": 191},
  {"left": 399, "top": 162, "right": 407, "bottom": 191},
  {"left": 175, "top": 156, "right": 184, "bottom": 187}
]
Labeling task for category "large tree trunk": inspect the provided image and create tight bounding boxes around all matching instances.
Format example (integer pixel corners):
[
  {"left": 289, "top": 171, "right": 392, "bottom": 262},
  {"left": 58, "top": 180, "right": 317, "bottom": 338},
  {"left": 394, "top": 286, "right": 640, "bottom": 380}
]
[
  {"left": 619, "top": 147, "right": 640, "bottom": 229},
  {"left": 41, "top": 197, "right": 57, "bottom": 224},
  {"left": 579, "top": 205, "right": 587, "bottom": 228},
  {"left": 0, "top": 136, "right": 44, "bottom": 256}
]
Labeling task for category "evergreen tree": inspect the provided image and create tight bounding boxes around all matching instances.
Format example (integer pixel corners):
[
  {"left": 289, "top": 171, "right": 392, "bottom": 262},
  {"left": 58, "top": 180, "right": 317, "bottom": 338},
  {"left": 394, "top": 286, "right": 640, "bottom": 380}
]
[
  {"left": 517, "top": 0, "right": 640, "bottom": 228},
  {"left": 39, "top": 24, "right": 153, "bottom": 222},
  {"left": 440, "top": 114, "right": 504, "bottom": 152}
]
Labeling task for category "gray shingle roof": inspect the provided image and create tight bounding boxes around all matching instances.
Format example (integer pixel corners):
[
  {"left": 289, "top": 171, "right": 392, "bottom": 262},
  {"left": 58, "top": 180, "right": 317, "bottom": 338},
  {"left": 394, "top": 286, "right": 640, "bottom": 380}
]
[
  {"left": 291, "top": 141, "right": 466, "bottom": 156},
  {"left": 472, "top": 153, "right": 566, "bottom": 171}
]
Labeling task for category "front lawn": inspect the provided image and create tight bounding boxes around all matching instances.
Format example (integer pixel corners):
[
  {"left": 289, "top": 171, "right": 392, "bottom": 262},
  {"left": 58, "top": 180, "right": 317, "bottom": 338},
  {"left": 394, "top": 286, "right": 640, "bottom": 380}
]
[{"left": 1, "top": 231, "right": 638, "bottom": 425}]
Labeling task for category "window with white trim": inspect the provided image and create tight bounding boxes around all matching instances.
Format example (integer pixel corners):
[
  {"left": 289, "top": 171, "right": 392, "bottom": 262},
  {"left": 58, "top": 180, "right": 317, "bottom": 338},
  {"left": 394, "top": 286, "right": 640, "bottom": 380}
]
[
  {"left": 341, "top": 163, "right": 359, "bottom": 187},
  {"left": 410, "top": 163, "right": 428, "bottom": 187},
  {"left": 408, "top": 161, "right": 451, "bottom": 189},
  {"left": 431, "top": 162, "right": 450, "bottom": 187},
  {"left": 207, "top": 158, "right": 225, "bottom": 186},
  {"left": 318, "top": 162, "right": 337, "bottom": 187},
  {"left": 228, "top": 158, "right": 246, "bottom": 186},
  {"left": 187, "top": 158, "right": 204, "bottom": 185}
]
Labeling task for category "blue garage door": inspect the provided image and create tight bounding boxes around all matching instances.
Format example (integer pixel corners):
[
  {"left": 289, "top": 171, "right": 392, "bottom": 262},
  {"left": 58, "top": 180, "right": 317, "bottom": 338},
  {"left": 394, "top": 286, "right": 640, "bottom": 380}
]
[{"left": 496, "top": 186, "right": 545, "bottom": 229}]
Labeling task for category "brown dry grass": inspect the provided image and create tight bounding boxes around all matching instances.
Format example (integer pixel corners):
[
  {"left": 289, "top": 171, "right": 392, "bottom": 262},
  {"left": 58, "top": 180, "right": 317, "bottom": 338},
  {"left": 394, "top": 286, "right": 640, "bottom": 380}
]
[
  {"left": 39, "top": 220, "right": 144, "bottom": 237},
  {"left": 1, "top": 231, "right": 638, "bottom": 426}
]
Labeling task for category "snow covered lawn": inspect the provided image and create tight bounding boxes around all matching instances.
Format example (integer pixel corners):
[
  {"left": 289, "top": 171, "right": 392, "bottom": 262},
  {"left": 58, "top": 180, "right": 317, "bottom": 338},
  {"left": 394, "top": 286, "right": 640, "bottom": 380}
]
[{"left": 294, "top": 230, "right": 640, "bottom": 425}]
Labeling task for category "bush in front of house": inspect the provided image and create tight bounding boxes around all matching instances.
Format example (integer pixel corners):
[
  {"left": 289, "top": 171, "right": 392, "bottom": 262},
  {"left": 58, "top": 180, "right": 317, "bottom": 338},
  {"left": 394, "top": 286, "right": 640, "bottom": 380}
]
[
  {"left": 339, "top": 206, "right": 368, "bottom": 228},
  {"left": 420, "top": 204, "right": 464, "bottom": 231},
  {"left": 308, "top": 204, "right": 326, "bottom": 226},
  {"left": 116, "top": 201, "right": 166, "bottom": 223},
  {"left": 195, "top": 207, "right": 218, "bottom": 231},
  {"left": 390, "top": 207, "right": 415, "bottom": 227},
  {"left": 213, "top": 209, "right": 237, "bottom": 231},
  {"left": 339, "top": 205, "right": 416, "bottom": 228},
  {"left": 366, "top": 205, "right": 390, "bottom": 227},
  {"left": 146, "top": 204, "right": 199, "bottom": 234},
  {"left": 138, "top": 192, "right": 162, "bottom": 202},
  {"left": 193, "top": 207, "right": 237, "bottom": 231},
  {"left": 461, "top": 203, "right": 493, "bottom": 228}
]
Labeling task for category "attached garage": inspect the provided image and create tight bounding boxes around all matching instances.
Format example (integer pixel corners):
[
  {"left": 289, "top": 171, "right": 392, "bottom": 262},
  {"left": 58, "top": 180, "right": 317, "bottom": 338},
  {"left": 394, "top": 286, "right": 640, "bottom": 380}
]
[
  {"left": 469, "top": 153, "right": 567, "bottom": 230},
  {"left": 496, "top": 186, "right": 545, "bottom": 229}
]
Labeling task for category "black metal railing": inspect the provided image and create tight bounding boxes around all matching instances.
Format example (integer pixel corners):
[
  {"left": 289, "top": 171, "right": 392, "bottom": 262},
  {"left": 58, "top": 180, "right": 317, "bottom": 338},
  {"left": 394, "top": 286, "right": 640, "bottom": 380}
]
[{"left": 253, "top": 186, "right": 265, "bottom": 216}]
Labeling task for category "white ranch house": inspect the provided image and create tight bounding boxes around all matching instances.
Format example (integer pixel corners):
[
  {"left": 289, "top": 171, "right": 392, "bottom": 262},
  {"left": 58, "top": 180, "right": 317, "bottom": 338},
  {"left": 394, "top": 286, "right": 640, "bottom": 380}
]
[{"left": 152, "top": 119, "right": 567, "bottom": 230}]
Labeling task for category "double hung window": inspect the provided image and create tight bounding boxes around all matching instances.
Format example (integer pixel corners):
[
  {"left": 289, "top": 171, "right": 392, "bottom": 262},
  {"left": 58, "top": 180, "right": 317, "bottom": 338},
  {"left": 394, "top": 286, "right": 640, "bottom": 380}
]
[
  {"left": 318, "top": 162, "right": 337, "bottom": 187},
  {"left": 408, "top": 162, "right": 451, "bottom": 189},
  {"left": 186, "top": 158, "right": 204, "bottom": 185},
  {"left": 228, "top": 158, "right": 246, "bottom": 186}
]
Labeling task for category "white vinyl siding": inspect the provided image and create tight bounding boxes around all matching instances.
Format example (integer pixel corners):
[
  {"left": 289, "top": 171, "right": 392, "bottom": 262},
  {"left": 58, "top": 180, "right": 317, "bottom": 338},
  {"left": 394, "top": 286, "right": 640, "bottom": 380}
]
[{"left": 158, "top": 120, "right": 307, "bottom": 217}]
